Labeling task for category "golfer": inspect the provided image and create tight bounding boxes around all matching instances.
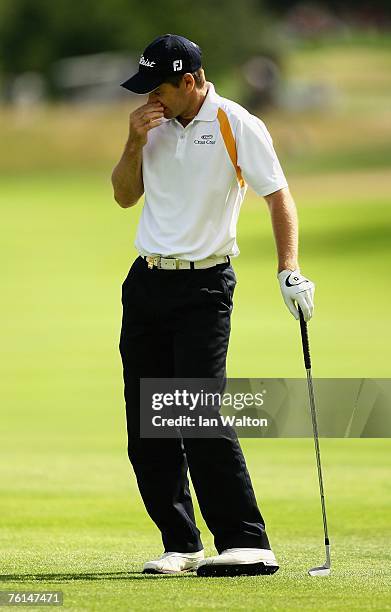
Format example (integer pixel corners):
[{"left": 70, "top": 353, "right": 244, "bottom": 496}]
[{"left": 112, "top": 34, "right": 315, "bottom": 577}]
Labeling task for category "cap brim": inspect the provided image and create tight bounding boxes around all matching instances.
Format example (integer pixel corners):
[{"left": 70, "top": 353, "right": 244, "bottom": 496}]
[{"left": 120, "top": 71, "right": 164, "bottom": 94}]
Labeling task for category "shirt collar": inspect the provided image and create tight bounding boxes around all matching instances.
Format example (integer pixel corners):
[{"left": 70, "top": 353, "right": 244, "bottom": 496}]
[{"left": 194, "top": 81, "right": 220, "bottom": 122}]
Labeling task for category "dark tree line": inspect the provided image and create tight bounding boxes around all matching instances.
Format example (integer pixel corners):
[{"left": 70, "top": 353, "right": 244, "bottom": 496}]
[{"left": 0, "top": 0, "right": 274, "bottom": 85}]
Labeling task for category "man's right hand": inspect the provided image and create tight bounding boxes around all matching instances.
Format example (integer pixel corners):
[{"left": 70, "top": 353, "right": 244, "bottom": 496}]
[
  {"left": 111, "top": 103, "right": 163, "bottom": 207},
  {"left": 128, "top": 102, "right": 164, "bottom": 147}
]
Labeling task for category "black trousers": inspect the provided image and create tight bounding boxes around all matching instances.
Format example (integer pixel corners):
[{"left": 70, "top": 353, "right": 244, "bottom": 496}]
[{"left": 119, "top": 255, "right": 271, "bottom": 553}]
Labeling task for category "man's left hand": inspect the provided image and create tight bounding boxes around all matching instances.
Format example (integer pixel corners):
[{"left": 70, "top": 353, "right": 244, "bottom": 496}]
[{"left": 278, "top": 269, "right": 315, "bottom": 322}]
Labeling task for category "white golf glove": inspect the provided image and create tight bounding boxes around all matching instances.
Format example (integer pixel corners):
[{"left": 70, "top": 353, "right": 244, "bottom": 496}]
[{"left": 278, "top": 269, "right": 315, "bottom": 322}]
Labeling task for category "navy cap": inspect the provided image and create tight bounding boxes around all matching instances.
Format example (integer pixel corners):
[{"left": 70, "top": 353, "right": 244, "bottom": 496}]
[{"left": 121, "top": 34, "right": 202, "bottom": 94}]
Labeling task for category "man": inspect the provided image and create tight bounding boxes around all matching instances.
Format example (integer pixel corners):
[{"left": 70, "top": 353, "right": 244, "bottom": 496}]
[{"left": 112, "top": 34, "right": 315, "bottom": 577}]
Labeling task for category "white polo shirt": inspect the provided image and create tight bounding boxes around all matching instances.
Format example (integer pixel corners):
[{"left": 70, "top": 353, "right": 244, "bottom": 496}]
[{"left": 135, "top": 81, "right": 288, "bottom": 260}]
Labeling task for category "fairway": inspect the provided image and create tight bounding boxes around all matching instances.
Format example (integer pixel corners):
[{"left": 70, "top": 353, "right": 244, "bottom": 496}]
[
  {"left": 1, "top": 168, "right": 390, "bottom": 610},
  {"left": 1, "top": 437, "right": 390, "bottom": 611}
]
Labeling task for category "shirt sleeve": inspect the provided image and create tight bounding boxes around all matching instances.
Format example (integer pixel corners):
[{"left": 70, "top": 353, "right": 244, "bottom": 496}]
[{"left": 236, "top": 112, "right": 288, "bottom": 196}]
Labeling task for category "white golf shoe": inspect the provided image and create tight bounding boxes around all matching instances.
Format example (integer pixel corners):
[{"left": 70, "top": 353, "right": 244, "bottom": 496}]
[
  {"left": 143, "top": 550, "right": 204, "bottom": 574},
  {"left": 197, "top": 547, "right": 279, "bottom": 577}
]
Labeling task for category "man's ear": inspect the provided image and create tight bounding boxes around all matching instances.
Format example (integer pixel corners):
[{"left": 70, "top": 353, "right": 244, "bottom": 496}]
[{"left": 182, "top": 73, "right": 195, "bottom": 93}]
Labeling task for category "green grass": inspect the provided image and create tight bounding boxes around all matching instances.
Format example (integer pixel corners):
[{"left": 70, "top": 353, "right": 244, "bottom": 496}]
[
  {"left": 1, "top": 439, "right": 390, "bottom": 610},
  {"left": 1, "top": 169, "right": 390, "bottom": 610},
  {"left": 1, "top": 169, "right": 390, "bottom": 388}
]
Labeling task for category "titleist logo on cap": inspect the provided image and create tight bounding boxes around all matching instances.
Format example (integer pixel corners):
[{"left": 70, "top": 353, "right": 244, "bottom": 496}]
[{"left": 139, "top": 55, "right": 156, "bottom": 68}]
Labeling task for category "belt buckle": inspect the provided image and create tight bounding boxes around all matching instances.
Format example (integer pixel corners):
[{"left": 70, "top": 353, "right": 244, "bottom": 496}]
[{"left": 146, "top": 255, "right": 160, "bottom": 270}]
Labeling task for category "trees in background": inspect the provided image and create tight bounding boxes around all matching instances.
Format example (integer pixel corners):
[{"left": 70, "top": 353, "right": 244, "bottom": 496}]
[{"left": 0, "top": 0, "right": 275, "bottom": 96}]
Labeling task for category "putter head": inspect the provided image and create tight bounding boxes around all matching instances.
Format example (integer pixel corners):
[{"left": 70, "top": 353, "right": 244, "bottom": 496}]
[{"left": 308, "top": 565, "right": 331, "bottom": 576}]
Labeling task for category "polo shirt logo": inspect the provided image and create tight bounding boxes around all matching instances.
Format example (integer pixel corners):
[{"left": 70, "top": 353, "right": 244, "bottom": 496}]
[
  {"left": 140, "top": 55, "right": 156, "bottom": 68},
  {"left": 194, "top": 135, "right": 216, "bottom": 145}
]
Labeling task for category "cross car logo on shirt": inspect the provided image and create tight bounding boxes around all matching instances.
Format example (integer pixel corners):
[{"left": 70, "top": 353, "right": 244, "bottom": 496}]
[
  {"left": 194, "top": 134, "right": 216, "bottom": 145},
  {"left": 139, "top": 55, "right": 156, "bottom": 68}
]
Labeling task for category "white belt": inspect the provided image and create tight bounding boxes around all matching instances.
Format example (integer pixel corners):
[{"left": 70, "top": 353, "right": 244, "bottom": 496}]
[{"left": 142, "top": 254, "right": 230, "bottom": 270}]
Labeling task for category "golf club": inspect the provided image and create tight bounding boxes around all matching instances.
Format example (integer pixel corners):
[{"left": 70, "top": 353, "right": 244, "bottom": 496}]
[{"left": 298, "top": 306, "right": 331, "bottom": 577}]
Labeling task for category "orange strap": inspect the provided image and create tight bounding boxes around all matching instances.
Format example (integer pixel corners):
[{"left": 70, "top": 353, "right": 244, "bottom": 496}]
[{"left": 217, "top": 108, "right": 245, "bottom": 188}]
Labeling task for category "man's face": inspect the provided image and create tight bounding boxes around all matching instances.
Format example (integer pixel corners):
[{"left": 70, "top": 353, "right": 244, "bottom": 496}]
[{"left": 147, "top": 80, "right": 189, "bottom": 119}]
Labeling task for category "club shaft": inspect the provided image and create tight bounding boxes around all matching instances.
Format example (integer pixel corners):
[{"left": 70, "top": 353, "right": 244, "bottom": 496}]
[
  {"left": 306, "top": 367, "right": 330, "bottom": 545},
  {"left": 298, "top": 306, "right": 331, "bottom": 563}
]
